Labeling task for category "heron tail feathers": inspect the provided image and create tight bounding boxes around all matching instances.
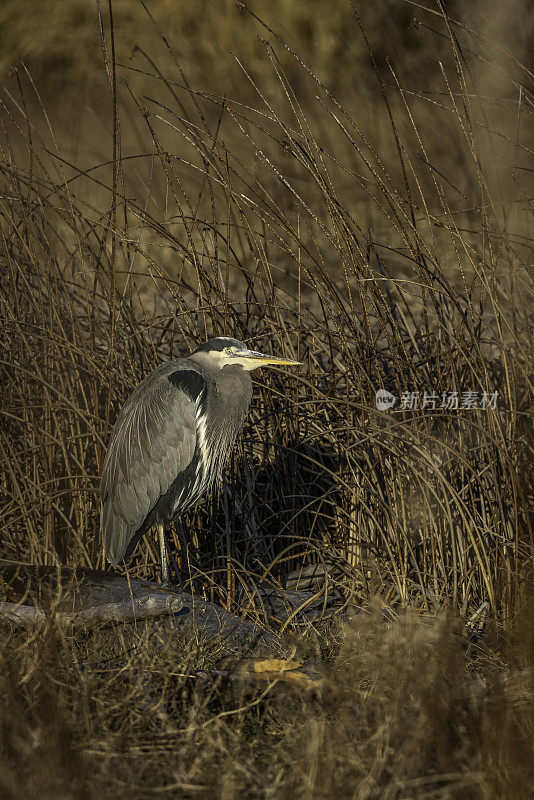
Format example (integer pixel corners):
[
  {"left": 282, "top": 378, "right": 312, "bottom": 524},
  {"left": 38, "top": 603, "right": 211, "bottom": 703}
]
[{"left": 101, "top": 499, "right": 133, "bottom": 566}]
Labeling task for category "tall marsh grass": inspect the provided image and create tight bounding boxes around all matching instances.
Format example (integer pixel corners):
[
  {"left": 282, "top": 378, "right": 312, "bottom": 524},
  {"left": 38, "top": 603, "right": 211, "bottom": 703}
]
[
  {"left": 0, "top": 3, "right": 533, "bottom": 798},
  {"left": 0, "top": 2, "right": 532, "bottom": 622}
]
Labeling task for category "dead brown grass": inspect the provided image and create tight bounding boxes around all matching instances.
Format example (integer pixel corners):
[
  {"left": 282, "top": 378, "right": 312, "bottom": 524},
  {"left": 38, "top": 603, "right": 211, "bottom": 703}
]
[{"left": 0, "top": 603, "right": 533, "bottom": 799}]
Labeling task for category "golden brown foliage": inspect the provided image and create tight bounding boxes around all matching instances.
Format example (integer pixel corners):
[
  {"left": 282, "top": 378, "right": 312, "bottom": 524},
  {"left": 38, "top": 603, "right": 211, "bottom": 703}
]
[{"left": 0, "top": 1, "right": 532, "bottom": 796}]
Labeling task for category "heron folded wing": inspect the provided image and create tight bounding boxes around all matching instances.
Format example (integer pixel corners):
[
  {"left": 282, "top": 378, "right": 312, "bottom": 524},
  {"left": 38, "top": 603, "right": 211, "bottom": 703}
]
[{"left": 101, "top": 362, "right": 206, "bottom": 565}]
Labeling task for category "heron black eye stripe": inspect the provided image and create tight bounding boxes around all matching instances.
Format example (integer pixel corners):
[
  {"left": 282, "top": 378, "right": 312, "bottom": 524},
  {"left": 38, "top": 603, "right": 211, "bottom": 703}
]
[{"left": 193, "top": 337, "right": 243, "bottom": 354}]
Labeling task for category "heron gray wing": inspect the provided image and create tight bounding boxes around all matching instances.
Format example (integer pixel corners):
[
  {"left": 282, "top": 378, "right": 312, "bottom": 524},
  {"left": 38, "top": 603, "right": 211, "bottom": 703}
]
[{"left": 100, "top": 362, "right": 206, "bottom": 565}]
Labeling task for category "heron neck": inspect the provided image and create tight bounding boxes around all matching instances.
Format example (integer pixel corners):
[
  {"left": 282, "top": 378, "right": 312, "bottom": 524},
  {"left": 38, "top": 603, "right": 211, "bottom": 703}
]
[{"left": 209, "top": 365, "right": 253, "bottom": 429}]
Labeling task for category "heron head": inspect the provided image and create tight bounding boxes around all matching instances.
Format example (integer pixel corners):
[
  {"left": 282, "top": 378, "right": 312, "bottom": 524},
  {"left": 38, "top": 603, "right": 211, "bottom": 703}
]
[{"left": 191, "top": 337, "right": 301, "bottom": 372}]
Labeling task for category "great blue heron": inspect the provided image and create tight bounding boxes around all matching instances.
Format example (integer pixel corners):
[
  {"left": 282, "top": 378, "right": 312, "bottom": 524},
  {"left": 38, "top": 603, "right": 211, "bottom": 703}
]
[{"left": 101, "top": 337, "right": 301, "bottom": 583}]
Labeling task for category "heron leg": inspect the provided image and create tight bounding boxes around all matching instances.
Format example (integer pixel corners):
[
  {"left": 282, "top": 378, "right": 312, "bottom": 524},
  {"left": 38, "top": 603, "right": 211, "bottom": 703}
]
[{"left": 157, "top": 522, "right": 170, "bottom": 585}]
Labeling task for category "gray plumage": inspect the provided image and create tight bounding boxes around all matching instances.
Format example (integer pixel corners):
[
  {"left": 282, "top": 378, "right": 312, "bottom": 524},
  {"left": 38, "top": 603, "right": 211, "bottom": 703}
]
[{"left": 101, "top": 337, "right": 300, "bottom": 571}]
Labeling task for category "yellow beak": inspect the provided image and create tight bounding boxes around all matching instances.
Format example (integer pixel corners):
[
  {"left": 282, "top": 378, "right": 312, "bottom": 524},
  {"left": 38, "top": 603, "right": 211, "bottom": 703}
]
[{"left": 241, "top": 350, "right": 302, "bottom": 367}]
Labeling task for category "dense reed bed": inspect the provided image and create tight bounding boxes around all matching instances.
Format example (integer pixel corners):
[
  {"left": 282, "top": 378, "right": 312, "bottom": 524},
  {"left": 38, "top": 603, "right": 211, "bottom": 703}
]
[{"left": 0, "top": 2, "right": 532, "bottom": 797}]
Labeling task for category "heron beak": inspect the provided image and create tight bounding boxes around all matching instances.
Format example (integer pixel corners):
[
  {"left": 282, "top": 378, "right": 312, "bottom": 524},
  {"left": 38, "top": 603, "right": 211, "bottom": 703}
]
[{"left": 241, "top": 350, "right": 302, "bottom": 367}]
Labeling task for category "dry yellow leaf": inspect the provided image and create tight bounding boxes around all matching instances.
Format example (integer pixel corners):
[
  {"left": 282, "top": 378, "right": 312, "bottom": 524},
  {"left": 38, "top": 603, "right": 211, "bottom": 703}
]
[{"left": 251, "top": 658, "right": 301, "bottom": 674}]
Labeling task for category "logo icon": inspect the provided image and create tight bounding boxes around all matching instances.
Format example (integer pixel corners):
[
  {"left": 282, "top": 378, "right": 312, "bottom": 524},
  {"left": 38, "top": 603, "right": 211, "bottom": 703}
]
[{"left": 375, "top": 389, "right": 396, "bottom": 411}]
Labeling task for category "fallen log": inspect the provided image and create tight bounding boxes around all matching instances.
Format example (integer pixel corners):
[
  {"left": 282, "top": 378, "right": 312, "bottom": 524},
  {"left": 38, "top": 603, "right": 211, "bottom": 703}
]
[
  {"left": 0, "top": 560, "right": 285, "bottom": 656},
  {"left": 0, "top": 593, "right": 183, "bottom": 629}
]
